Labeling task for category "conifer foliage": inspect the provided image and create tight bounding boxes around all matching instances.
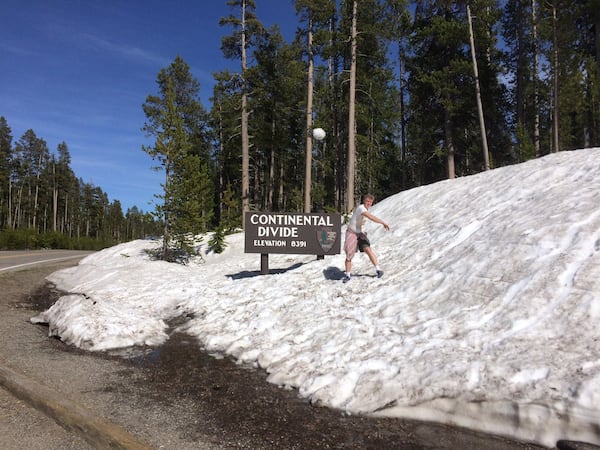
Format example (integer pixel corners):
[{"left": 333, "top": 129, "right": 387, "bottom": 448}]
[
  {"left": 3, "top": 1, "right": 599, "bottom": 255},
  {"left": 0, "top": 117, "right": 160, "bottom": 250},
  {"left": 142, "top": 56, "right": 214, "bottom": 260}
]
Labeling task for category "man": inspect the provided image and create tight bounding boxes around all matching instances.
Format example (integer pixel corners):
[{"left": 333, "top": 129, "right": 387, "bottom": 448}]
[{"left": 343, "top": 194, "right": 390, "bottom": 283}]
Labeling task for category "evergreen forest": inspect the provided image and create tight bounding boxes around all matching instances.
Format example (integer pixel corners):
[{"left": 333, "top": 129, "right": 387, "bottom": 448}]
[
  {"left": 2, "top": 0, "right": 599, "bottom": 254},
  {"left": 0, "top": 117, "right": 162, "bottom": 250}
]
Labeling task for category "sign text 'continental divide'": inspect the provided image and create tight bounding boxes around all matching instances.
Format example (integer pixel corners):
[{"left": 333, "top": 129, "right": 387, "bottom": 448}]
[{"left": 244, "top": 212, "right": 341, "bottom": 255}]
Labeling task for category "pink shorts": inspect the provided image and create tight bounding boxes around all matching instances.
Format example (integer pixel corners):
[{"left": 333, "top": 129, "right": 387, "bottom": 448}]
[
  {"left": 344, "top": 229, "right": 371, "bottom": 260},
  {"left": 344, "top": 229, "right": 358, "bottom": 260}
]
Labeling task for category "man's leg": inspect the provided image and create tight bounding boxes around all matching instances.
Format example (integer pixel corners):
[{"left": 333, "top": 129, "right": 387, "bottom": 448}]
[
  {"left": 364, "top": 247, "right": 384, "bottom": 278},
  {"left": 343, "top": 259, "right": 352, "bottom": 282},
  {"left": 364, "top": 247, "right": 378, "bottom": 266},
  {"left": 343, "top": 232, "right": 357, "bottom": 282}
]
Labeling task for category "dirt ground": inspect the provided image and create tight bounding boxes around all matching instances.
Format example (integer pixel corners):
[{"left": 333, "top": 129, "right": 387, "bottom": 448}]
[{"left": 1, "top": 261, "right": 592, "bottom": 449}]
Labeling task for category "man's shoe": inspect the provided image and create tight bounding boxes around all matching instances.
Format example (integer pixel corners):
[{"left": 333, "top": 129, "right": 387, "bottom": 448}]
[
  {"left": 376, "top": 270, "right": 384, "bottom": 278},
  {"left": 343, "top": 274, "right": 351, "bottom": 283}
]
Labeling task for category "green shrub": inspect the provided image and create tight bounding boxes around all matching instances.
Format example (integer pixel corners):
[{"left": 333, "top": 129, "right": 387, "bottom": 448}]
[{"left": 208, "top": 227, "right": 227, "bottom": 254}]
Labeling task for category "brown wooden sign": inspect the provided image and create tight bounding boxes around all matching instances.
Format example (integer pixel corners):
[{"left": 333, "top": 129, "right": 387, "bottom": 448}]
[{"left": 244, "top": 212, "right": 341, "bottom": 255}]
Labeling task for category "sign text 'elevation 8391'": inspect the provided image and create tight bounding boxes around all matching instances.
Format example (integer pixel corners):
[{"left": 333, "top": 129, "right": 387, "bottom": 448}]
[{"left": 244, "top": 212, "right": 341, "bottom": 255}]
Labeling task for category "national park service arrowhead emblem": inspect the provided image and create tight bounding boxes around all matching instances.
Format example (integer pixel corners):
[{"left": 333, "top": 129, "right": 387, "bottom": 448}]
[{"left": 317, "top": 228, "right": 337, "bottom": 253}]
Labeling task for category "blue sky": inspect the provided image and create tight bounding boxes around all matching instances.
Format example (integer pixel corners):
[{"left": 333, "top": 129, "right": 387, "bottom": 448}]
[{"left": 1, "top": 0, "right": 298, "bottom": 212}]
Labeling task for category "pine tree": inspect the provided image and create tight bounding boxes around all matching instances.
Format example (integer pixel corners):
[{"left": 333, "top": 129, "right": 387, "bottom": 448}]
[
  {"left": 0, "top": 117, "right": 12, "bottom": 229},
  {"left": 220, "top": 0, "right": 265, "bottom": 227},
  {"left": 406, "top": 0, "right": 508, "bottom": 183},
  {"left": 210, "top": 70, "right": 243, "bottom": 225},
  {"left": 338, "top": 0, "right": 402, "bottom": 200},
  {"left": 381, "top": 0, "right": 411, "bottom": 189},
  {"left": 250, "top": 25, "right": 306, "bottom": 212},
  {"left": 12, "top": 129, "right": 50, "bottom": 229},
  {"left": 51, "top": 141, "right": 75, "bottom": 233},
  {"left": 142, "top": 56, "right": 210, "bottom": 260}
]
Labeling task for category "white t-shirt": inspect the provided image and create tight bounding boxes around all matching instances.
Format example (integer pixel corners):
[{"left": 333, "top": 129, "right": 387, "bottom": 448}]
[{"left": 348, "top": 204, "right": 367, "bottom": 233}]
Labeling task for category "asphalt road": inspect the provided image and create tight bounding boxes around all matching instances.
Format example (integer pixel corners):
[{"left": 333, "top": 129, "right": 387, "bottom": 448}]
[{"left": 0, "top": 250, "right": 94, "bottom": 273}]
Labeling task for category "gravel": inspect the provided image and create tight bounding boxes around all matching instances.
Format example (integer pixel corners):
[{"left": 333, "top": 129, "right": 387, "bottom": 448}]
[{"left": 0, "top": 261, "right": 555, "bottom": 449}]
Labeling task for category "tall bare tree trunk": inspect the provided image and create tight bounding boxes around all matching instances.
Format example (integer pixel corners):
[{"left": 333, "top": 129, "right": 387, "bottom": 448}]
[
  {"left": 327, "top": 14, "right": 343, "bottom": 211},
  {"left": 64, "top": 193, "right": 68, "bottom": 235},
  {"left": 467, "top": 4, "right": 490, "bottom": 171},
  {"left": 52, "top": 163, "right": 58, "bottom": 232},
  {"left": 515, "top": 0, "right": 526, "bottom": 161},
  {"left": 444, "top": 107, "right": 456, "bottom": 179},
  {"left": 162, "top": 159, "right": 170, "bottom": 257},
  {"left": 7, "top": 179, "right": 12, "bottom": 229},
  {"left": 279, "top": 158, "right": 285, "bottom": 211},
  {"left": 398, "top": 43, "right": 407, "bottom": 189},
  {"left": 596, "top": 11, "right": 600, "bottom": 67},
  {"left": 217, "top": 105, "right": 224, "bottom": 220},
  {"left": 268, "top": 116, "right": 275, "bottom": 211},
  {"left": 253, "top": 158, "right": 260, "bottom": 208},
  {"left": 551, "top": 1, "right": 560, "bottom": 153},
  {"left": 32, "top": 152, "right": 43, "bottom": 229},
  {"left": 346, "top": 0, "right": 358, "bottom": 213},
  {"left": 14, "top": 185, "right": 23, "bottom": 229},
  {"left": 241, "top": 0, "right": 250, "bottom": 226},
  {"left": 304, "top": 14, "right": 314, "bottom": 213},
  {"left": 532, "top": 0, "right": 540, "bottom": 157},
  {"left": 53, "top": 187, "right": 58, "bottom": 232},
  {"left": 33, "top": 184, "right": 39, "bottom": 229}
]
